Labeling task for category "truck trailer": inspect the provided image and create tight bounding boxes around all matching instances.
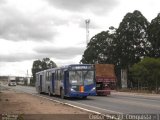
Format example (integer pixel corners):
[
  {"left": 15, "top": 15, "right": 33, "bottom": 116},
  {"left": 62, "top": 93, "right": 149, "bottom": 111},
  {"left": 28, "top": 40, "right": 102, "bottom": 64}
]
[{"left": 95, "top": 64, "right": 116, "bottom": 96}]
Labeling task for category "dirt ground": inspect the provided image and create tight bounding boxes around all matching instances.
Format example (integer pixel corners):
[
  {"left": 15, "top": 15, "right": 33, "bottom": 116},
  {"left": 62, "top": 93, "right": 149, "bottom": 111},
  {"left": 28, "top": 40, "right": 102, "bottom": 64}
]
[{"left": 0, "top": 87, "right": 92, "bottom": 120}]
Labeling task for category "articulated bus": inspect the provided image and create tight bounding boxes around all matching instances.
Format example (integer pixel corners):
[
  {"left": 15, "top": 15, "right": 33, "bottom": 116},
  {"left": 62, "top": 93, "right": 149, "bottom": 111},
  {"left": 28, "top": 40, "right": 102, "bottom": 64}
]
[{"left": 35, "top": 64, "right": 96, "bottom": 98}]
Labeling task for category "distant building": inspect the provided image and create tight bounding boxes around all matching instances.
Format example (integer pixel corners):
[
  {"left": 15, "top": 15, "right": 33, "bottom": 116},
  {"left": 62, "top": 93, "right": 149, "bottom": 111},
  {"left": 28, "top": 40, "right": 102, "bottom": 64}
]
[
  {"left": 0, "top": 76, "right": 32, "bottom": 85},
  {"left": 0, "top": 76, "right": 8, "bottom": 81}
]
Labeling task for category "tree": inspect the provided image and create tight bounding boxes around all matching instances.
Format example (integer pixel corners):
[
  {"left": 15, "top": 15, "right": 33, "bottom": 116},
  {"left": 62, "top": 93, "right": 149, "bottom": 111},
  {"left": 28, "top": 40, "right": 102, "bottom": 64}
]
[
  {"left": 31, "top": 58, "right": 57, "bottom": 85},
  {"left": 41, "top": 58, "right": 57, "bottom": 70},
  {"left": 130, "top": 62, "right": 149, "bottom": 89},
  {"left": 131, "top": 57, "right": 160, "bottom": 92},
  {"left": 81, "top": 29, "right": 116, "bottom": 64},
  {"left": 113, "top": 10, "right": 150, "bottom": 88},
  {"left": 115, "top": 10, "right": 150, "bottom": 68},
  {"left": 148, "top": 13, "right": 160, "bottom": 58}
]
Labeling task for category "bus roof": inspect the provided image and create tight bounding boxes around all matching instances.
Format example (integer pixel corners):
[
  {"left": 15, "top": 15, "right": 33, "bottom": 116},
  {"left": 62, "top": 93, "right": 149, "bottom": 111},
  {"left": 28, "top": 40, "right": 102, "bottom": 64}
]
[{"left": 36, "top": 64, "right": 94, "bottom": 74}]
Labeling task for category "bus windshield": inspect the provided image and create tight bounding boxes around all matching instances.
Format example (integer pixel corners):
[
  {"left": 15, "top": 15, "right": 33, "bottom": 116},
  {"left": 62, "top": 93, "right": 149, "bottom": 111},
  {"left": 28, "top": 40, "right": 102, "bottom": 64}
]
[
  {"left": 83, "top": 71, "right": 94, "bottom": 85},
  {"left": 69, "top": 70, "right": 94, "bottom": 85}
]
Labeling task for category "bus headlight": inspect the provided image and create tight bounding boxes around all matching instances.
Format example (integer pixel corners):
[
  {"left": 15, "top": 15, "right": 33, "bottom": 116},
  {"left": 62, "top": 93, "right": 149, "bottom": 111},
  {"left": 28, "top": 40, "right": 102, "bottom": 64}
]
[
  {"left": 91, "top": 87, "right": 96, "bottom": 91},
  {"left": 70, "top": 88, "right": 76, "bottom": 92}
]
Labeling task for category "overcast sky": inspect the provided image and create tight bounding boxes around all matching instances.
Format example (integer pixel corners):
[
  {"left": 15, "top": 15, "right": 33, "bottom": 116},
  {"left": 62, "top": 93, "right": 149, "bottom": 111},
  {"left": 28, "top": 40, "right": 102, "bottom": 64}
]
[{"left": 0, "top": 0, "right": 160, "bottom": 76}]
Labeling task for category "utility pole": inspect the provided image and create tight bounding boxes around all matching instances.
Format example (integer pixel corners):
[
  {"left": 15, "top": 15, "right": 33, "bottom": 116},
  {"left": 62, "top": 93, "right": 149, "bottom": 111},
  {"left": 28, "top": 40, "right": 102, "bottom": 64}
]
[
  {"left": 85, "top": 19, "right": 90, "bottom": 45},
  {"left": 79, "top": 19, "right": 90, "bottom": 64},
  {"left": 26, "top": 70, "right": 30, "bottom": 85}
]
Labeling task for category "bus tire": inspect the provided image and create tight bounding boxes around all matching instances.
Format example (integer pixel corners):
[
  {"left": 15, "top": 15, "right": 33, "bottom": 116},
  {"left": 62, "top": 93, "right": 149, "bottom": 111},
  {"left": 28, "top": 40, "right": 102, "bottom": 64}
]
[{"left": 60, "top": 88, "right": 64, "bottom": 99}]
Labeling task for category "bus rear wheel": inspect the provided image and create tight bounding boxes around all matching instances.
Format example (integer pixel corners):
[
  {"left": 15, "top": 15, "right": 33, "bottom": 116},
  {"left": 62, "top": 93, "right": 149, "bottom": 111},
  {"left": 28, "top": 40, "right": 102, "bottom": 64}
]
[{"left": 60, "top": 89, "right": 64, "bottom": 99}]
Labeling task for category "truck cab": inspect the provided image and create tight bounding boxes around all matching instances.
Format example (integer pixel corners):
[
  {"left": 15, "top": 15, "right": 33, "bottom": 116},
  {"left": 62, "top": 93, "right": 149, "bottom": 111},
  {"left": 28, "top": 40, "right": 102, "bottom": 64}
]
[{"left": 8, "top": 76, "right": 16, "bottom": 86}]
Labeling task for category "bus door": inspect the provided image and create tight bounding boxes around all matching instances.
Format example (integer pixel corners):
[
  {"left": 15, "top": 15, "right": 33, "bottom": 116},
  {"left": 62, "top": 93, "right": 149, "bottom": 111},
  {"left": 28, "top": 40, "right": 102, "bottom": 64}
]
[
  {"left": 40, "top": 75, "right": 42, "bottom": 91},
  {"left": 52, "top": 73, "right": 55, "bottom": 93},
  {"left": 64, "top": 71, "right": 69, "bottom": 95}
]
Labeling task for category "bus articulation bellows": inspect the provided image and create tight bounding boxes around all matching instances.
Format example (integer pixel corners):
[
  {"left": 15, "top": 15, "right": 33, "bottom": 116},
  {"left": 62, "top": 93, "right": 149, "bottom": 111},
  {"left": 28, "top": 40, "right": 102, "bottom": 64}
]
[{"left": 35, "top": 64, "right": 96, "bottom": 98}]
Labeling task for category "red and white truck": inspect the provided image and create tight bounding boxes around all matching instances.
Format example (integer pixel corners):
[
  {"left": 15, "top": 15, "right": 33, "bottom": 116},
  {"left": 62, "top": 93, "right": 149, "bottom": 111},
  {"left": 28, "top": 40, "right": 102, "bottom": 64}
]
[{"left": 95, "top": 64, "right": 116, "bottom": 96}]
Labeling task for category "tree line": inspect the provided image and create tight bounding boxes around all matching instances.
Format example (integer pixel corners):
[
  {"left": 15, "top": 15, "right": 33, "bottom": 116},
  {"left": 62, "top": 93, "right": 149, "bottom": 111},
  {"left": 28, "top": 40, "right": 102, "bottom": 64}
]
[
  {"left": 81, "top": 10, "right": 160, "bottom": 92},
  {"left": 31, "top": 58, "right": 57, "bottom": 86}
]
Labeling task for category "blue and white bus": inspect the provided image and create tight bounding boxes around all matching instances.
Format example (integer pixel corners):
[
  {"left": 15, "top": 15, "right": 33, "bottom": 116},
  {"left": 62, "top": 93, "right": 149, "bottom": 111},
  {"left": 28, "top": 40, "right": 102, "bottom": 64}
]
[{"left": 36, "top": 64, "right": 96, "bottom": 98}]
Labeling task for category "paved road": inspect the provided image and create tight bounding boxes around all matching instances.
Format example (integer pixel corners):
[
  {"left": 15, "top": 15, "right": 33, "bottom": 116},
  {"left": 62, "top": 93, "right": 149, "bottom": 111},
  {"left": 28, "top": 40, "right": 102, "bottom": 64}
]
[{"left": 2, "top": 85, "right": 160, "bottom": 115}]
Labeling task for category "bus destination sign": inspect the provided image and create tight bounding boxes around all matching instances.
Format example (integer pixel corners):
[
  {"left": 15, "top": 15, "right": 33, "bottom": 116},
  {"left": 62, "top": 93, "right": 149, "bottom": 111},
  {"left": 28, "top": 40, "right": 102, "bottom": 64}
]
[{"left": 70, "top": 65, "right": 94, "bottom": 70}]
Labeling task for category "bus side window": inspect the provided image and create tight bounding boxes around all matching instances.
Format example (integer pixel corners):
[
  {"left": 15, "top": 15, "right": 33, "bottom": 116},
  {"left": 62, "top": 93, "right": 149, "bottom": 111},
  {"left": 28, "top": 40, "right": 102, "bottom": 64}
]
[
  {"left": 46, "top": 72, "right": 48, "bottom": 81},
  {"left": 60, "top": 70, "right": 62, "bottom": 81},
  {"left": 57, "top": 70, "right": 58, "bottom": 81},
  {"left": 56, "top": 70, "right": 58, "bottom": 81},
  {"left": 47, "top": 72, "right": 49, "bottom": 81},
  {"left": 59, "top": 70, "right": 62, "bottom": 81},
  {"left": 58, "top": 70, "right": 60, "bottom": 81},
  {"left": 57, "top": 70, "right": 59, "bottom": 80},
  {"left": 40, "top": 75, "right": 42, "bottom": 84},
  {"left": 55, "top": 71, "right": 57, "bottom": 80},
  {"left": 36, "top": 74, "right": 38, "bottom": 82},
  {"left": 49, "top": 72, "right": 51, "bottom": 81},
  {"left": 61, "top": 70, "right": 64, "bottom": 80},
  {"left": 59, "top": 70, "right": 61, "bottom": 81}
]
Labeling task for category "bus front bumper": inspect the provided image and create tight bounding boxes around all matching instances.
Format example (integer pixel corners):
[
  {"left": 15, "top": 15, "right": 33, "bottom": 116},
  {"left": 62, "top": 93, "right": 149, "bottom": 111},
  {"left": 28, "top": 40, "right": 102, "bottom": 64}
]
[{"left": 69, "top": 91, "right": 96, "bottom": 97}]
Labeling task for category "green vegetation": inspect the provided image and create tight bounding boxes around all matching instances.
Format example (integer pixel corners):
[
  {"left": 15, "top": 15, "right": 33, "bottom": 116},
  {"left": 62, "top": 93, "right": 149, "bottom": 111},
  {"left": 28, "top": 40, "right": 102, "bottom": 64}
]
[
  {"left": 148, "top": 13, "right": 160, "bottom": 58},
  {"left": 81, "top": 30, "right": 116, "bottom": 64},
  {"left": 130, "top": 58, "right": 160, "bottom": 93}
]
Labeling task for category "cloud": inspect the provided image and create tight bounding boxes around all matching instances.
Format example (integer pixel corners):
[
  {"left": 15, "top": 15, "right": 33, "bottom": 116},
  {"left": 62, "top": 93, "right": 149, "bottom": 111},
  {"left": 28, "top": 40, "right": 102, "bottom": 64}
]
[
  {"left": 0, "top": 6, "right": 58, "bottom": 41},
  {"left": 0, "top": 0, "right": 6, "bottom": 5},
  {"left": 47, "top": 0, "right": 118, "bottom": 15},
  {"left": 0, "top": 0, "right": 118, "bottom": 42},
  {"left": 34, "top": 46, "right": 85, "bottom": 59},
  {"left": 0, "top": 53, "right": 37, "bottom": 62},
  {"left": 0, "top": 46, "right": 85, "bottom": 62}
]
